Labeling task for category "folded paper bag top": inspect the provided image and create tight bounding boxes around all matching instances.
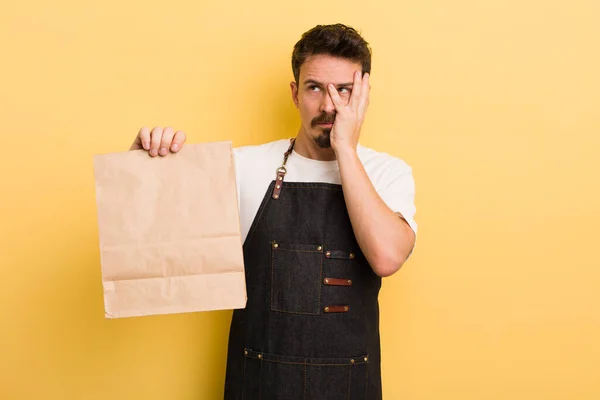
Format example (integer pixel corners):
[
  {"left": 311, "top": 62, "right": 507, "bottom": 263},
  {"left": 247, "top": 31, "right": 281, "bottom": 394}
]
[{"left": 93, "top": 141, "right": 247, "bottom": 318}]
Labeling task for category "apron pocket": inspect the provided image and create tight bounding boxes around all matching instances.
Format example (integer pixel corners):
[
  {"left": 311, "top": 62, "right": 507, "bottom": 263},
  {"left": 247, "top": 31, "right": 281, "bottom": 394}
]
[
  {"left": 242, "top": 348, "right": 369, "bottom": 400},
  {"left": 270, "top": 241, "right": 323, "bottom": 315}
]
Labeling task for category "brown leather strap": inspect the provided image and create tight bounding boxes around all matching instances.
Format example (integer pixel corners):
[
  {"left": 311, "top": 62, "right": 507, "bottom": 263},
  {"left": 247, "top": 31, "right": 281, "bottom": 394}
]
[
  {"left": 272, "top": 138, "right": 296, "bottom": 200},
  {"left": 323, "top": 277, "right": 352, "bottom": 287},
  {"left": 323, "top": 305, "right": 349, "bottom": 313},
  {"left": 271, "top": 168, "right": 286, "bottom": 199}
]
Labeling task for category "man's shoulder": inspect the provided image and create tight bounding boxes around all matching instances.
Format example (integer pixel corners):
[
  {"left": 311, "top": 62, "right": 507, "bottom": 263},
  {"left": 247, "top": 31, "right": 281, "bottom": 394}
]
[
  {"left": 357, "top": 144, "right": 412, "bottom": 175},
  {"left": 233, "top": 138, "right": 291, "bottom": 160},
  {"left": 233, "top": 139, "right": 292, "bottom": 180}
]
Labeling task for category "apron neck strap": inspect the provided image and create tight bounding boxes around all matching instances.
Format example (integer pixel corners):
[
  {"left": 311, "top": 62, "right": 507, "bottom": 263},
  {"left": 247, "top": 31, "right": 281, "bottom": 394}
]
[
  {"left": 283, "top": 137, "right": 295, "bottom": 167},
  {"left": 271, "top": 138, "right": 296, "bottom": 200}
]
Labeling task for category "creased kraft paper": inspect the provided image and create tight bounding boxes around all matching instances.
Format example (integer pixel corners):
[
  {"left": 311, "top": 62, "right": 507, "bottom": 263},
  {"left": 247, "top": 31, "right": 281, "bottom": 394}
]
[{"left": 93, "top": 141, "right": 247, "bottom": 318}]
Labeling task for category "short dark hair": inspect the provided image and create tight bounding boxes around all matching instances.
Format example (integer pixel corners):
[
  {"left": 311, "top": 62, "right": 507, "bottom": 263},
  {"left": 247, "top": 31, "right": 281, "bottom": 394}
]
[{"left": 291, "top": 23, "right": 372, "bottom": 82}]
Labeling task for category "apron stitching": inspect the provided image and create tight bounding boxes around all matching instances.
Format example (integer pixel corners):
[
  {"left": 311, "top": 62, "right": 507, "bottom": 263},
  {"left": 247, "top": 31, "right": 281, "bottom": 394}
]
[
  {"left": 251, "top": 359, "right": 360, "bottom": 366},
  {"left": 276, "top": 249, "right": 322, "bottom": 253},
  {"left": 258, "top": 356, "right": 263, "bottom": 400},
  {"left": 269, "top": 247, "right": 322, "bottom": 315},
  {"left": 318, "top": 253, "right": 323, "bottom": 313},
  {"left": 240, "top": 356, "right": 247, "bottom": 400},
  {"left": 270, "top": 245, "right": 275, "bottom": 313},
  {"left": 365, "top": 365, "right": 369, "bottom": 399},
  {"left": 303, "top": 360, "right": 307, "bottom": 400},
  {"left": 270, "top": 308, "right": 320, "bottom": 316},
  {"left": 348, "top": 364, "right": 352, "bottom": 400},
  {"left": 270, "top": 244, "right": 322, "bottom": 315}
]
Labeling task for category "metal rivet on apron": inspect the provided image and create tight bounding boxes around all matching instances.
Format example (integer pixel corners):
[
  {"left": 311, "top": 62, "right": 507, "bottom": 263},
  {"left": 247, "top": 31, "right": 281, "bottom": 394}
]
[
  {"left": 347, "top": 280, "right": 352, "bottom": 285},
  {"left": 244, "top": 349, "right": 248, "bottom": 355},
  {"left": 273, "top": 243, "right": 278, "bottom": 248},
  {"left": 344, "top": 306, "right": 349, "bottom": 311},
  {"left": 276, "top": 184, "right": 281, "bottom": 189},
  {"left": 364, "top": 356, "right": 368, "bottom": 362},
  {"left": 324, "top": 278, "right": 330, "bottom": 284},
  {"left": 349, "top": 253, "right": 355, "bottom": 259},
  {"left": 350, "top": 359, "right": 355, "bottom": 364},
  {"left": 325, "top": 251, "right": 331, "bottom": 258},
  {"left": 278, "top": 176, "right": 283, "bottom": 180},
  {"left": 258, "top": 354, "right": 262, "bottom": 359},
  {"left": 317, "top": 246, "right": 322, "bottom": 251},
  {"left": 274, "top": 194, "right": 279, "bottom": 199},
  {"left": 324, "top": 306, "right": 330, "bottom": 312}
]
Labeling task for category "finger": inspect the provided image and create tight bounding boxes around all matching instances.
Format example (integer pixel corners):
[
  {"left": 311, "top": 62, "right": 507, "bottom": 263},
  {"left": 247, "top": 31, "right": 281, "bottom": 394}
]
[
  {"left": 171, "top": 131, "right": 186, "bottom": 152},
  {"left": 358, "top": 73, "right": 370, "bottom": 113},
  {"left": 149, "top": 126, "right": 163, "bottom": 157},
  {"left": 137, "top": 127, "right": 151, "bottom": 150},
  {"left": 350, "top": 70, "right": 362, "bottom": 108},
  {"left": 327, "top": 84, "right": 344, "bottom": 110},
  {"left": 159, "top": 127, "right": 175, "bottom": 156}
]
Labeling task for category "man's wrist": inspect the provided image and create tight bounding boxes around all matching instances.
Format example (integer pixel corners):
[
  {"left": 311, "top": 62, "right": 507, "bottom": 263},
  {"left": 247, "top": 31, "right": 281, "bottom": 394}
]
[{"left": 334, "top": 144, "right": 360, "bottom": 165}]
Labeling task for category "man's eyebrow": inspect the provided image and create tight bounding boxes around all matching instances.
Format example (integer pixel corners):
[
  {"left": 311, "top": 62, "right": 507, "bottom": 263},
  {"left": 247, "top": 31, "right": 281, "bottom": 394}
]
[
  {"left": 303, "top": 79, "right": 324, "bottom": 87},
  {"left": 303, "top": 79, "right": 354, "bottom": 88}
]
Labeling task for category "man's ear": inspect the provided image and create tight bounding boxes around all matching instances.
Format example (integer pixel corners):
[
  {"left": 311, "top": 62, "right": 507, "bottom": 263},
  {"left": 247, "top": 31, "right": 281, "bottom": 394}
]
[{"left": 290, "top": 81, "right": 299, "bottom": 108}]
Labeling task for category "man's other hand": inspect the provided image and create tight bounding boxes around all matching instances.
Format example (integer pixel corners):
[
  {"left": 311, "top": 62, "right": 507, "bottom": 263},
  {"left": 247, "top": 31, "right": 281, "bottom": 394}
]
[{"left": 130, "top": 126, "right": 187, "bottom": 157}]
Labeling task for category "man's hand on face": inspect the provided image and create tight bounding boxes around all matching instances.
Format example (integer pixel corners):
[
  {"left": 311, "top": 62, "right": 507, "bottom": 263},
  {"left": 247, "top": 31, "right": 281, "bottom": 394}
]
[
  {"left": 327, "top": 71, "right": 370, "bottom": 154},
  {"left": 130, "top": 126, "right": 187, "bottom": 156}
]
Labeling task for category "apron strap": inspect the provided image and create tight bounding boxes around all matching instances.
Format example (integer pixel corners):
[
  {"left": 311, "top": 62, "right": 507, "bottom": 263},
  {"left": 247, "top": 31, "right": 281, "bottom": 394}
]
[{"left": 272, "top": 138, "right": 296, "bottom": 200}]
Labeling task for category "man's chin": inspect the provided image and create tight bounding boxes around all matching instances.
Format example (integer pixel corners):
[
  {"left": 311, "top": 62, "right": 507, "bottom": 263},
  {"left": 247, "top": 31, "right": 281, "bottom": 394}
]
[{"left": 313, "top": 129, "right": 331, "bottom": 149}]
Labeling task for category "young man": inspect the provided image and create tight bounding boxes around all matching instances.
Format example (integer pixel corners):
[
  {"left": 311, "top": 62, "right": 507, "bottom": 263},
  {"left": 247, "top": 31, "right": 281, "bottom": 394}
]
[{"left": 131, "top": 23, "right": 417, "bottom": 400}]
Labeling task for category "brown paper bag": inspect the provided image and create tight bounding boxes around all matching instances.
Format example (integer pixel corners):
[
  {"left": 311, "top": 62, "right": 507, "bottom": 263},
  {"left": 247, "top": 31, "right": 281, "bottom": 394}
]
[{"left": 93, "top": 141, "right": 246, "bottom": 318}]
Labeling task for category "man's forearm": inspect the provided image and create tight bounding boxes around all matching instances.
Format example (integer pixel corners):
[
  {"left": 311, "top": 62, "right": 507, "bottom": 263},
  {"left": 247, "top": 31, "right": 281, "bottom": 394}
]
[{"left": 336, "top": 148, "right": 415, "bottom": 277}]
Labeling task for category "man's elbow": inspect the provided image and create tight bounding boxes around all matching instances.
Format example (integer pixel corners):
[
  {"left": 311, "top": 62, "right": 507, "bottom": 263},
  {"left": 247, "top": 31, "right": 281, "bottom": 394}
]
[
  {"left": 370, "top": 252, "right": 407, "bottom": 277},
  {"left": 369, "top": 224, "right": 415, "bottom": 277}
]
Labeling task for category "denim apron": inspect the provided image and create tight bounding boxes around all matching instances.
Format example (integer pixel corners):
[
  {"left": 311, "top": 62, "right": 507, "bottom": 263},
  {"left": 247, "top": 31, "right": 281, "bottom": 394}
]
[{"left": 224, "top": 138, "right": 383, "bottom": 399}]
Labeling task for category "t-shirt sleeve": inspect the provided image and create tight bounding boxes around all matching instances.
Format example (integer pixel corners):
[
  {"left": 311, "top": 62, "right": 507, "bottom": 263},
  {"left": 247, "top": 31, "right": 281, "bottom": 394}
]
[{"left": 376, "top": 161, "right": 418, "bottom": 256}]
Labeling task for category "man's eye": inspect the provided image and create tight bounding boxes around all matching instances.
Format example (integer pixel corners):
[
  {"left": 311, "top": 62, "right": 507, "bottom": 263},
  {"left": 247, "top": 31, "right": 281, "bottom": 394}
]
[
  {"left": 309, "top": 86, "right": 320, "bottom": 92},
  {"left": 339, "top": 88, "right": 351, "bottom": 94}
]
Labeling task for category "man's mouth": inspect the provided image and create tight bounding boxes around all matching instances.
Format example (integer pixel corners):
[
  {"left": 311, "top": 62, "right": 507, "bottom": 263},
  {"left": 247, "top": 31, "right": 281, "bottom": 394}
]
[{"left": 317, "top": 122, "right": 334, "bottom": 128}]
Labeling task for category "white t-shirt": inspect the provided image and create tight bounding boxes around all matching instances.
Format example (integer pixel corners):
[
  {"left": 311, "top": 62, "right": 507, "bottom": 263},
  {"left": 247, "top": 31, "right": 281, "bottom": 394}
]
[{"left": 232, "top": 139, "right": 418, "bottom": 247}]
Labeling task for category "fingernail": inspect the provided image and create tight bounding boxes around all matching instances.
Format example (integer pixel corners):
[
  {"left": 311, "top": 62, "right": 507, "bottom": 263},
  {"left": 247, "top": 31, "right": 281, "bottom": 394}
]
[
  {"left": 159, "top": 147, "right": 168, "bottom": 156},
  {"left": 171, "top": 143, "right": 179, "bottom": 151},
  {"left": 150, "top": 149, "right": 158, "bottom": 156}
]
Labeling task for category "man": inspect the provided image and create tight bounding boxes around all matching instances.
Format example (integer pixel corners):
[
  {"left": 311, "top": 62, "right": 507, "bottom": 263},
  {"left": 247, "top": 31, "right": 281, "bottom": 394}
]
[{"left": 130, "top": 23, "right": 416, "bottom": 400}]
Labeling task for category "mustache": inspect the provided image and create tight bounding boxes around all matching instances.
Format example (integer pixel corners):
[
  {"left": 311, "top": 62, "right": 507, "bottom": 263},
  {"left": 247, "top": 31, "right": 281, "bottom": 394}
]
[{"left": 311, "top": 112, "right": 336, "bottom": 127}]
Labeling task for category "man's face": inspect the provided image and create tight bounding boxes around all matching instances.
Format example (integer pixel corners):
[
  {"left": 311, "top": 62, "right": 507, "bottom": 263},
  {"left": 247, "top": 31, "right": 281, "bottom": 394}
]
[{"left": 291, "top": 55, "right": 362, "bottom": 148}]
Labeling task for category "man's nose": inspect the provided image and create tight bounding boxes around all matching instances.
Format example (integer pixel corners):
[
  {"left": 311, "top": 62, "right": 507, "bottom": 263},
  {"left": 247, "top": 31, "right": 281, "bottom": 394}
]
[{"left": 319, "top": 92, "right": 335, "bottom": 113}]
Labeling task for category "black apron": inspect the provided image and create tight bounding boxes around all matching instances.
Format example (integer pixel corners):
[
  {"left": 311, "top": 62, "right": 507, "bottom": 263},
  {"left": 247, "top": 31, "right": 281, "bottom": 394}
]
[{"left": 224, "top": 139, "right": 383, "bottom": 399}]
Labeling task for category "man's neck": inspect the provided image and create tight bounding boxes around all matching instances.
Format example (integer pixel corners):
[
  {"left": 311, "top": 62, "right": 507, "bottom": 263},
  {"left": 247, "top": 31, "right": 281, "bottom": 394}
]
[{"left": 293, "top": 128, "right": 337, "bottom": 161}]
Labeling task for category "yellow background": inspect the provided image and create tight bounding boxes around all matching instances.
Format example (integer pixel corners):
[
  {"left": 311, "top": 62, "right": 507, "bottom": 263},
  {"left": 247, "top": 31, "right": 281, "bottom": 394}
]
[{"left": 1, "top": 0, "right": 599, "bottom": 398}]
